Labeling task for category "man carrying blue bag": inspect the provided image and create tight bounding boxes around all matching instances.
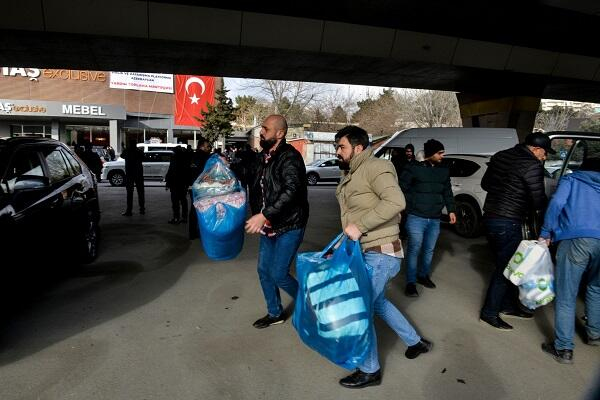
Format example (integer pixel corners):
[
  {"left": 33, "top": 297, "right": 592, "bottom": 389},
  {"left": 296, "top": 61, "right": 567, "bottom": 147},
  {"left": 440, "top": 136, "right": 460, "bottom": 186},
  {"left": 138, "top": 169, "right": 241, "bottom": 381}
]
[{"left": 333, "top": 126, "right": 432, "bottom": 389}]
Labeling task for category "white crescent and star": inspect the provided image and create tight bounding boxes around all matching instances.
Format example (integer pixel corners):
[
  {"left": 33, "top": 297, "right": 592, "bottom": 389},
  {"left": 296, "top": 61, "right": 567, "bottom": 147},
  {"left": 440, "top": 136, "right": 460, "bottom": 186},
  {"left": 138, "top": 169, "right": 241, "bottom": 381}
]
[{"left": 185, "top": 77, "right": 206, "bottom": 105}]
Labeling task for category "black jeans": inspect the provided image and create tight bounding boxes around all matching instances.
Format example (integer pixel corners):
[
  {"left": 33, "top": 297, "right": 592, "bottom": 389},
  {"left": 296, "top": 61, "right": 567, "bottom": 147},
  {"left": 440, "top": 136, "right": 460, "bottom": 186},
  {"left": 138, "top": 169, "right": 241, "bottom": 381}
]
[
  {"left": 170, "top": 185, "right": 188, "bottom": 220},
  {"left": 125, "top": 173, "right": 145, "bottom": 212},
  {"left": 480, "top": 217, "right": 523, "bottom": 318}
]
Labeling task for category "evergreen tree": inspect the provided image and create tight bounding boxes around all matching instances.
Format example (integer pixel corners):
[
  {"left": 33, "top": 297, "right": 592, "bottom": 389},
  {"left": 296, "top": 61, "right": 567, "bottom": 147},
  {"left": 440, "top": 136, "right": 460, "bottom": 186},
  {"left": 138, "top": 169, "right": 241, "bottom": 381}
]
[{"left": 196, "top": 87, "right": 236, "bottom": 144}]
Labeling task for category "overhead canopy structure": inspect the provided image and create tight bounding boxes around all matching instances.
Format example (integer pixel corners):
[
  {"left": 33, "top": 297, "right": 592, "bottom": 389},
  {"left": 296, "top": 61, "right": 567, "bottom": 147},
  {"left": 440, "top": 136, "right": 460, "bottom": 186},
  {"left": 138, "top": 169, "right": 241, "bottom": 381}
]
[{"left": 2, "top": 1, "right": 600, "bottom": 101}]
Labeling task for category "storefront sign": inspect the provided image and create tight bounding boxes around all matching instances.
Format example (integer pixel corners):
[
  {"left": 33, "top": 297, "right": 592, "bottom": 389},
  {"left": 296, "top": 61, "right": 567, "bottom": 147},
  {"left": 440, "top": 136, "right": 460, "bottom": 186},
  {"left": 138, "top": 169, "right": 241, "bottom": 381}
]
[
  {"left": 62, "top": 104, "right": 106, "bottom": 116},
  {"left": 43, "top": 69, "right": 106, "bottom": 82},
  {"left": 1, "top": 67, "right": 41, "bottom": 81},
  {"left": 0, "top": 99, "right": 125, "bottom": 119},
  {"left": 110, "top": 72, "right": 173, "bottom": 93}
]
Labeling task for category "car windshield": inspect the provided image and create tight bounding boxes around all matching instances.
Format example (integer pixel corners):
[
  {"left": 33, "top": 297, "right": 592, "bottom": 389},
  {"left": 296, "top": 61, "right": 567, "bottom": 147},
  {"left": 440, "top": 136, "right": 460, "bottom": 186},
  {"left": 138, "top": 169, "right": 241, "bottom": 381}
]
[{"left": 307, "top": 159, "right": 328, "bottom": 166}]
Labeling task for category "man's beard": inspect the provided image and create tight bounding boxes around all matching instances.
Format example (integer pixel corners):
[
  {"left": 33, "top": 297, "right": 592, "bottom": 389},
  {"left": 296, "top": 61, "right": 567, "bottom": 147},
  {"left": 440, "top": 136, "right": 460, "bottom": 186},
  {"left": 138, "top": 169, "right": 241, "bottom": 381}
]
[
  {"left": 337, "top": 151, "right": 354, "bottom": 171},
  {"left": 260, "top": 137, "right": 277, "bottom": 151}
]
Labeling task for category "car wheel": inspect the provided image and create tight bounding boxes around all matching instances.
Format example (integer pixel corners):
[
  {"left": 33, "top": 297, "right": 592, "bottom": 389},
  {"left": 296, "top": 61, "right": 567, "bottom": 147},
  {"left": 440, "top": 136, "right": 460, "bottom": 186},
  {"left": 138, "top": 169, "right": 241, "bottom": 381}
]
[
  {"left": 307, "top": 173, "right": 319, "bottom": 186},
  {"left": 454, "top": 199, "right": 481, "bottom": 238},
  {"left": 77, "top": 208, "right": 100, "bottom": 264},
  {"left": 108, "top": 170, "right": 125, "bottom": 186}
]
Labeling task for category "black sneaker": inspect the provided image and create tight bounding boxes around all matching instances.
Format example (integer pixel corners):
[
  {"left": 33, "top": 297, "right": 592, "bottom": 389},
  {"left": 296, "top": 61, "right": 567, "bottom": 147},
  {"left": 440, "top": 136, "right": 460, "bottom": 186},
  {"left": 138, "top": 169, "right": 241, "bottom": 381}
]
[
  {"left": 479, "top": 315, "right": 513, "bottom": 330},
  {"left": 541, "top": 342, "right": 573, "bottom": 364},
  {"left": 405, "top": 338, "right": 432, "bottom": 359},
  {"left": 500, "top": 309, "right": 534, "bottom": 320},
  {"left": 339, "top": 369, "right": 381, "bottom": 389},
  {"left": 405, "top": 283, "right": 419, "bottom": 297},
  {"left": 586, "top": 336, "right": 600, "bottom": 346},
  {"left": 139, "top": 209, "right": 145, "bottom": 215},
  {"left": 121, "top": 211, "right": 132, "bottom": 216},
  {"left": 417, "top": 275, "right": 436, "bottom": 289},
  {"left": 252, "top": 314, "right": 285, "bottom": 329}
]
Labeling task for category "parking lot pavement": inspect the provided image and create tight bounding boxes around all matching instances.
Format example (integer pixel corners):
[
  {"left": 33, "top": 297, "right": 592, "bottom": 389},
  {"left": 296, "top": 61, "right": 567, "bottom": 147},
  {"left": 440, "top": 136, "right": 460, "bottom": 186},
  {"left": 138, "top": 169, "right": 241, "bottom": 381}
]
[{"left": 0, "top": 183, "right": 598, "bottom": 400}]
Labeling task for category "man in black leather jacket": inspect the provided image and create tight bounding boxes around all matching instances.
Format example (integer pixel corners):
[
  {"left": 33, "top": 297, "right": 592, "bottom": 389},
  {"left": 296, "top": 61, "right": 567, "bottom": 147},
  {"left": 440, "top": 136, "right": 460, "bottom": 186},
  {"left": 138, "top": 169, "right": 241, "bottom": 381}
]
[
  {"left": 245, "top": 115, "right": 309, "bottom": 329},
  {"left": 479, "top": 132, "right": 553, "bottom": 330}
]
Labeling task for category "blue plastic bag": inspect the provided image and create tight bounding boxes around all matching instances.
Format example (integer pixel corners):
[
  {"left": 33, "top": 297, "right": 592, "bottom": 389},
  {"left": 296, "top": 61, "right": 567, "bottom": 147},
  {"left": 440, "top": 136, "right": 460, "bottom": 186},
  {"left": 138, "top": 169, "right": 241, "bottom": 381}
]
[
  {"left": 192, "top": 154, "right": 241, "bottom": 200},
  {"left": 292, "top": 234, "right": 374, "bottom": 370},
  {"left": 196, "top": 190, "right": 247, "bottom": 260},
  {"left": 192, "top": 154, "right": 246, "bottom": 260}
]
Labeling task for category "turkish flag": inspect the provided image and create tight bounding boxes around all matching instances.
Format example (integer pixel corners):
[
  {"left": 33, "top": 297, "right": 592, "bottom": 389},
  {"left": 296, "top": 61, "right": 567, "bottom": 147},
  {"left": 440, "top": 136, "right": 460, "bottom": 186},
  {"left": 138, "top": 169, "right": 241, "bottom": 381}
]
[{"left": 174, "top": 75, "right": 216, "bottom": 126}]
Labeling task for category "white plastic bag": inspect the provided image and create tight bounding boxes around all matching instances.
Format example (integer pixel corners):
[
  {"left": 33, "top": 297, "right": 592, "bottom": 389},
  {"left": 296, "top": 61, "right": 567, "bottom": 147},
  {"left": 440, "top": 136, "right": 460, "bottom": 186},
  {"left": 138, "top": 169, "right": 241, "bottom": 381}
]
[
  {"left": 503, "top": 240, "right": 549, "bottom": 285},
  {"left": 503, "top": 240, "right": 555, "bottom": 309}
]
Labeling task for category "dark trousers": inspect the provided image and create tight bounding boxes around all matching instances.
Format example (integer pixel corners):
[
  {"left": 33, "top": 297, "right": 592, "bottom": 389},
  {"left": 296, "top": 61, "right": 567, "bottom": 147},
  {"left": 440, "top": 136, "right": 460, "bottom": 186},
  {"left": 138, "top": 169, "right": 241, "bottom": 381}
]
[
  {"left": 125, "top": 174, "right": 145, "bottom": 212},
  {"left": 170, "top": 185, "right": 188, "bottom": 220},
  {"left": 480, "top": 217, "right": 523, "bottom": 318}
]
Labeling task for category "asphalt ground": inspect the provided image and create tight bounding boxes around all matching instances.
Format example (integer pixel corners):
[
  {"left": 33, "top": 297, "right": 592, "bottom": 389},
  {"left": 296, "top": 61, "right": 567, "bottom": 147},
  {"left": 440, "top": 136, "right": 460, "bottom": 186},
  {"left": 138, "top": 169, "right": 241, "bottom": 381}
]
[{"left": 0, "top": 181, "right": 598, "bottom": 400}]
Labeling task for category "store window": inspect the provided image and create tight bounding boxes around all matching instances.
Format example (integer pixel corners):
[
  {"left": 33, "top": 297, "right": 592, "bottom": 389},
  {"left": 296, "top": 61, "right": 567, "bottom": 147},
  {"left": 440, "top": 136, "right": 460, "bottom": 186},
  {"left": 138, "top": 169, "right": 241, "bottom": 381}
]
[{"left": 10, "top": 124, "right": 52, "bottom": 138}]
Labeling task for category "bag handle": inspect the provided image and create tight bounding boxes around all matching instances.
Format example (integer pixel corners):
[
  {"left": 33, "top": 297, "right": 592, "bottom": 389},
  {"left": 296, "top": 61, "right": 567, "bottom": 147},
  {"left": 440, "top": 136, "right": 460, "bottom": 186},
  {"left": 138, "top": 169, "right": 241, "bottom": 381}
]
[{"left": 318, "top": 233, "right": 346, "bottom": 258}]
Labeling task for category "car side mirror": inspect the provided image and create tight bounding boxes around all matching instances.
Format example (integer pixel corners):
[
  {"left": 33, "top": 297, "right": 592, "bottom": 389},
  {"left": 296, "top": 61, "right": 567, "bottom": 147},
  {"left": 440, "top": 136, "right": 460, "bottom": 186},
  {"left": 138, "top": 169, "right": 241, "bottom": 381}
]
[{"left": 14, "top": 176, "right": 49, "bottom": 191}]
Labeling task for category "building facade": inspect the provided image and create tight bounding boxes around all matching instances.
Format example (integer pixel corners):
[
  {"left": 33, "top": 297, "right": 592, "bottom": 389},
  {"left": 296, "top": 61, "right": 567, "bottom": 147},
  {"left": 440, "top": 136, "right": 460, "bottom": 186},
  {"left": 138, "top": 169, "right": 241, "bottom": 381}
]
[{"left": 0, "top": 68, "right": 216, "bottom": 152}]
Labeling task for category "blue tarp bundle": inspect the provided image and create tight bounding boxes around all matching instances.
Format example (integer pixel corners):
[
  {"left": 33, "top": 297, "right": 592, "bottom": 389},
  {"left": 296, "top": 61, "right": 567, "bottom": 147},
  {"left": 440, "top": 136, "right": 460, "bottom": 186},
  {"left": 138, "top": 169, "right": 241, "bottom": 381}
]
[
  {"left": 192, "top": 154, "right": 246, "bottom": 260},
  {"left": 292, "top": 234, "right": 374, "bottom": 370}
]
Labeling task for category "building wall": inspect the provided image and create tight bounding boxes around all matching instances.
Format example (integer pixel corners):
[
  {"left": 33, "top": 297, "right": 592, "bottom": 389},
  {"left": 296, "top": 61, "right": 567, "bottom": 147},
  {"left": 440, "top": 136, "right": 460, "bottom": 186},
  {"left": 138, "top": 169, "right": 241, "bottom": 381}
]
[{"left": 0, "top": 69, "right": 173, "bottom": 114}]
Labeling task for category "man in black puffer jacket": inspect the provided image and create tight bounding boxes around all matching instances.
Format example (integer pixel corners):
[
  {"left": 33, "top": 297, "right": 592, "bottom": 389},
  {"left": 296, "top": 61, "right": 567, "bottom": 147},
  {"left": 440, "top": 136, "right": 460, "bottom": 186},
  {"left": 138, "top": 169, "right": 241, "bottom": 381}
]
[
  {"left": 479, "top": 132, "right": 553, "bottom": 331},
  {"left": 245, "top": 115, "right": 309, "bottom": 329}
]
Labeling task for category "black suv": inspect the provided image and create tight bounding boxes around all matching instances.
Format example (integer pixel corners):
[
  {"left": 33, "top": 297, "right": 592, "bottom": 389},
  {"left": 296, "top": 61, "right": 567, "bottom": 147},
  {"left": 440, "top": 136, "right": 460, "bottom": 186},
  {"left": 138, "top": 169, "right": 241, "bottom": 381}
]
[{"left": 0, "top": 137, "right": 100, "bottom": 264}]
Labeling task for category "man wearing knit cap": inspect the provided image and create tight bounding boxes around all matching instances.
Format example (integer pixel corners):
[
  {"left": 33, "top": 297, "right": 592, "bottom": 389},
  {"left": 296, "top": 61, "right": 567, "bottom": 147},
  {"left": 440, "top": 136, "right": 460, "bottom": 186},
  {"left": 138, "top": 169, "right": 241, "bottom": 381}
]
[{"left": 399, "top": 139, "right": 456, "bottom": 297}]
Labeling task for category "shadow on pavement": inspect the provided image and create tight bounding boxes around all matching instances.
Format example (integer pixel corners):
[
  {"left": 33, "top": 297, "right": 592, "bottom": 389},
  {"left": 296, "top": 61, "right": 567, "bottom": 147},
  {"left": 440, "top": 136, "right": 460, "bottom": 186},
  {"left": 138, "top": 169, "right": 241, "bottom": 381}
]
[{"left": 0, "top": 221, "right": 191, "bottom": 365}]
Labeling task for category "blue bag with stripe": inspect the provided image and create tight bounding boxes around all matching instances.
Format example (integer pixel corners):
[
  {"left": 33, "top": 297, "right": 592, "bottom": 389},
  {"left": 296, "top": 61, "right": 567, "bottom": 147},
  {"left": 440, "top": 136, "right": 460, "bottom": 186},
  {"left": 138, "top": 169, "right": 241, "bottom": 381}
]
[{"left": 292, "top": 233, "right": 374, "bottom": 370}]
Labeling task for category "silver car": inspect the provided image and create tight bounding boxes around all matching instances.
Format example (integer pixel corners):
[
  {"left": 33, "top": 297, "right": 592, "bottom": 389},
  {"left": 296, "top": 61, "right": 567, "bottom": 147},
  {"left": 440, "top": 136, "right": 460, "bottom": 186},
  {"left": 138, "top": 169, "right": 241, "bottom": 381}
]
[
  {"left": 305, "top": 158, "right": 342, "bottom": 185},
  {"left": 101, "top": 150, "right": 173, "bottom": 186}
]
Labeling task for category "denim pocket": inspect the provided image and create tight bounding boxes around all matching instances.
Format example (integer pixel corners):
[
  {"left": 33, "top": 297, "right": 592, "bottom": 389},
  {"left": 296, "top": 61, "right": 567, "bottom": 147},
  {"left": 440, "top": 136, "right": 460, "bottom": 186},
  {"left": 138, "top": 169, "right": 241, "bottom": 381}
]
[{"left": 566, "top": 239, "right": 591, "bottom": 267}]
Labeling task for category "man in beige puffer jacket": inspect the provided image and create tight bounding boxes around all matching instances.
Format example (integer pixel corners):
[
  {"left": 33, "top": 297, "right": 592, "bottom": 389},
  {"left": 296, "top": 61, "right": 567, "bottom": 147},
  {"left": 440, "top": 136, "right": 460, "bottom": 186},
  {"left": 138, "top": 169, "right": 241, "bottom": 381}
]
[{"left": 334, "top": 126, "right": 432, "bottom": 389}]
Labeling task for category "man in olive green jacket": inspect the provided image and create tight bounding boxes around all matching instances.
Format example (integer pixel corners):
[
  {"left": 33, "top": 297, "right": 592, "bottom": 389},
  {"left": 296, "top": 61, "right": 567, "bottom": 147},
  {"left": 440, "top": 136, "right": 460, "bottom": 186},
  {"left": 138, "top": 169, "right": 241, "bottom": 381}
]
[{"left": 334, "top": 126, "right": 432, "bottom": 389}]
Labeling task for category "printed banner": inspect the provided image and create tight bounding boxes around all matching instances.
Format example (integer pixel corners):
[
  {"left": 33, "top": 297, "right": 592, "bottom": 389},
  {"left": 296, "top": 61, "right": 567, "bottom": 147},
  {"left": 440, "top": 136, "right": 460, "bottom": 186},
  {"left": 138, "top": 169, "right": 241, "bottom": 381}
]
[
  {"left": 110, "top": 72, "right": 173, "bottom": 93},
  {"left": 174, "top": 75, "right": 216, "bottom": 127}
]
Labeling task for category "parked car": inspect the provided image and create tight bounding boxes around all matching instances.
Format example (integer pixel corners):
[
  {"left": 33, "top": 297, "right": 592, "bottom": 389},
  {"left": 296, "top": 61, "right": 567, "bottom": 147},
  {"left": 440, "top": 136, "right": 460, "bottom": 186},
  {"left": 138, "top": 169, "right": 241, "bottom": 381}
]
[
  {"left": 101, "top": 150, "right": 173, "bottom": 186},
  {"left": 305, "top": 158, "right": 342, "bottom": 185},
  {"left": 0, "top": 137, "right": 100, "bottom": 264},
  {"left": 440, "top": 155, "right": 489, "bottom": 238}
]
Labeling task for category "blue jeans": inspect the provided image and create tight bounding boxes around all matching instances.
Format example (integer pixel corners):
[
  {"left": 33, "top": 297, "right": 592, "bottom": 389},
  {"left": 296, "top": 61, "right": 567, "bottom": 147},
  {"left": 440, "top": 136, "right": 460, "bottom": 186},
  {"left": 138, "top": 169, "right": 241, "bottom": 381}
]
[
  {"left": 554, "top": 238, "right": 600, "bottom": 350},
  {"left": 480, "top": 217, "right": 523, "bottom": 318},
  {"left": 405, "top": 214, "right": 441, "bottom": 284},
  {"left": 359, "top": 252, "right": 421, "bottom": 373},
  {"left": 257, "top": 228, "right": 305, "bottom": 317}
]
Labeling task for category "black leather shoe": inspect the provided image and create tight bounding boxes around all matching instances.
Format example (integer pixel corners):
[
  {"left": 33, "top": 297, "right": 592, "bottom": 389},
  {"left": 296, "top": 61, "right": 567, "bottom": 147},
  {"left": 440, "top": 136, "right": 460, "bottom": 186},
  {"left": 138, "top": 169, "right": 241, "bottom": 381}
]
[
  {"left": 541, "top": 342, "right": 573, "bottom": 364},
  {"left": 500, "top": 309, "right": 534, "bottom": 319},
  {"left": 417, "top": 275, "right": 436, "bottom": 289},
  {"left": 121, "top": 211, "right": 132, "bottom": 216},
  {"left": 405, "top": 338, "right": 432, "bottom": 359},
  {"left": 253, "top": 314, "right": 285, "bottom": 329},
  {"left": 479, "top": 315, "right": 513, "bottom": 330},
  {"left": 339, "top": 369, "right": 381, "bottom": 389},
  {"left": 405, "top": 283, "right": 419, "bottom": 297},
  {"left": 139, "top": 209, "right": 145, "bottom": 215}
]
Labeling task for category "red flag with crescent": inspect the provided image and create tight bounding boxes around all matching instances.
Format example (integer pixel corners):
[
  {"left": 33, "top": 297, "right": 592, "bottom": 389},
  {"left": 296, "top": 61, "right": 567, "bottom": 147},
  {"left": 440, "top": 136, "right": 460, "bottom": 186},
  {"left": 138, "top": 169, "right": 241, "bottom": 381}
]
[{"left": 174, "top": 75, "right": 216, "bottom": 126}]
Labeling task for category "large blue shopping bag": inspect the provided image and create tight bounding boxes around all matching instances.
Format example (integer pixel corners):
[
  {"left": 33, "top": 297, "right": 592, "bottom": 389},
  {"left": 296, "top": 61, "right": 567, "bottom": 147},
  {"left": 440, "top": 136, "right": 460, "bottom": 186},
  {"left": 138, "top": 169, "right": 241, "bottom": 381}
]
[{"left": 292, "top": 233, "right": 374, "bottom": 370}]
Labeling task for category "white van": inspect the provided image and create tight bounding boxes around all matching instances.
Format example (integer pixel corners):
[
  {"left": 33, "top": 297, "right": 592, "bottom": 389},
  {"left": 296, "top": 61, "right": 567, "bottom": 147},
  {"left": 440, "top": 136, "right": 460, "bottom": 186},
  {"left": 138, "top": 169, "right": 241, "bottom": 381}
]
[
  {"left": 375, "top": 127, "right": 519, "bottom": 158},
  {"left": 136, "top": 143, "right": 187, "bottom": 152}
]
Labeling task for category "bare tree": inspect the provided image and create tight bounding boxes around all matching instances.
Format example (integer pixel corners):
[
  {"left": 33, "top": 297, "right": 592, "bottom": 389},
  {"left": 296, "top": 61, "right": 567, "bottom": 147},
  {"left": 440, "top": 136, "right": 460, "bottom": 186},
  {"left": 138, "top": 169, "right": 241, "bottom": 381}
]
[
  {"left": 241, "top": 79, "right": 328, "bottom": 123},
  {"left": 397, "top": 90, "right": 461, "bottom": 128},
  {"left": 534, "top": 106, "right": 577, "bottom": 132}
]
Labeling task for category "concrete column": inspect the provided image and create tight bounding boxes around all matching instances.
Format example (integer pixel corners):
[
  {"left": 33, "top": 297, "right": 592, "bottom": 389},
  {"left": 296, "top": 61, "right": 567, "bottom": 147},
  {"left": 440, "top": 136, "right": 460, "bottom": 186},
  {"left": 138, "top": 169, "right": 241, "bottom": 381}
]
[
  {"left": 457, "top": 94, "right": 541, "bottom": 142},
  {"left": 109, "top": 119, "right": 122, "bottom": 152},
  {"left": 51, "top": 120, "right": 59, "bottom": 141},
  {"left": 167, "top": 128, "right": 174, "bottom": 143}
]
